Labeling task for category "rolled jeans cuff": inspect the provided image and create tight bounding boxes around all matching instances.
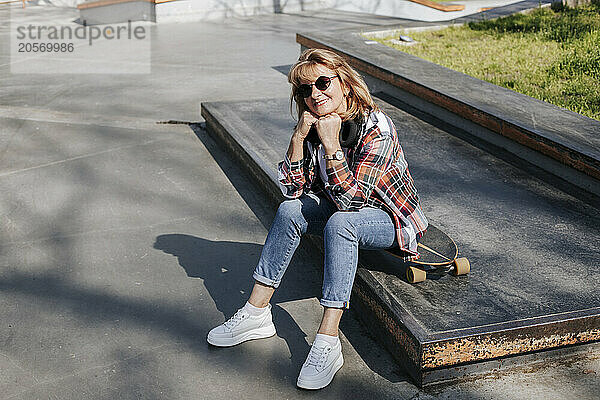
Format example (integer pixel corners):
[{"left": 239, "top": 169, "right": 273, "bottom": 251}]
[
  {"left": 320, "top": 298, "right": 350, "bottom": 310},
  {"left": 253, "top": 271, "right": 281, "bottom": 289}
]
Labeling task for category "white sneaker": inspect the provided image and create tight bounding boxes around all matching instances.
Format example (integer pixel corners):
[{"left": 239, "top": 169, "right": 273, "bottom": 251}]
[
  {"left": 207, "top": 303, "right": 276, "bottom": 347},
  {"left": 296, "top": 336, "right": 344, "bottom": 390}
]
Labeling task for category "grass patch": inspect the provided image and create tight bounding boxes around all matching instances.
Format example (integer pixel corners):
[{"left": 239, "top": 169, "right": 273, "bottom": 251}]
[{"left": 364, "top": 3, "right": 600, "bottom": 120}]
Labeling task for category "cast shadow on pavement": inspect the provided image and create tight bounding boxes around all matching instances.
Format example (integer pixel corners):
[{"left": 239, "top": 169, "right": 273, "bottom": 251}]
[{"left": 153, "top": 233, "right": 315, "bottom": 371}]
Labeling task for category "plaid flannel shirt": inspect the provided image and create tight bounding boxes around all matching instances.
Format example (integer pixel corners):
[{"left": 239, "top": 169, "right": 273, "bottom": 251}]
[{"left": 278, "top": 110, "right": 428, "bottom": 258}]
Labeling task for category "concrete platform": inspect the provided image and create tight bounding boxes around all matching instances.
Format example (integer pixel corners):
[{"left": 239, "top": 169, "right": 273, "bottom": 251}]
[
  {"left": 201, "top": 96, "right": 600, "bottom": 386},
  {"left": 2, "top": 5, "right": 600, "bottom": 398}
]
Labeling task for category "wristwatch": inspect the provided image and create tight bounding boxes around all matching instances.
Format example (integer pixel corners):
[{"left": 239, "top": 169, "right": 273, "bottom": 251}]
[{"left": 324, "top": 150, "right": 344, "bottom": 161}]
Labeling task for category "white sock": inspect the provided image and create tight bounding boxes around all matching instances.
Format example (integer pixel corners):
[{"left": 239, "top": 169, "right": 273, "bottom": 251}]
[
  {"left": 243, "top": 301, "right": 269, "bottom": 316},
  {"left": 315, "top": 333, "right": 339, "bottom": 346}
]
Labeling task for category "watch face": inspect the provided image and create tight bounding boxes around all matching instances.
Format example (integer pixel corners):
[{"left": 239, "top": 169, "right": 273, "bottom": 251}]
[{"left": 335, "top": 150, "right": 344, "bottom": 160}]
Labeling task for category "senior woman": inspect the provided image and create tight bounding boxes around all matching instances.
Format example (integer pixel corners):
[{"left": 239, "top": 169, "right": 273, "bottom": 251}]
[{"left": 207, "top": 48, "right": 428, "bottom": 389}]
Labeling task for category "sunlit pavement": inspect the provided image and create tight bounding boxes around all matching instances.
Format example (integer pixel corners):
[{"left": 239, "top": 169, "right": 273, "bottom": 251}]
[{"left": 0, "top": 5, "right": 598, "bottom": 399}]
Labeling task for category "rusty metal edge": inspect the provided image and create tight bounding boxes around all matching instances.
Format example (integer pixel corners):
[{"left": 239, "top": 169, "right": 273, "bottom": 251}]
[
  {"left": 420, "top": 309, "right": 600, "bottom": 369},
  {"left": 421, "top": 340, "right": 600, "bottom": 386}
]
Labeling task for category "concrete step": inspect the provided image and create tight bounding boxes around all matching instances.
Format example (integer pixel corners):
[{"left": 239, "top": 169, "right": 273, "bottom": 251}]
[{"left": 200, "top": 95, "right": 600, "bottom": 386}]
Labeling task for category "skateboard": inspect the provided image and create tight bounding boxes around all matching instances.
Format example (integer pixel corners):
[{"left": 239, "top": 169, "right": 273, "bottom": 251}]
[{"left": 384, "top": 224, "right": 470, "bottom": 283}]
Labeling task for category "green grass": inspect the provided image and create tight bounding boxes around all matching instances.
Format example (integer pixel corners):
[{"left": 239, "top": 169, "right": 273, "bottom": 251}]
[{"left": 364, "top": 2, "right": 600, "bottom": 120}]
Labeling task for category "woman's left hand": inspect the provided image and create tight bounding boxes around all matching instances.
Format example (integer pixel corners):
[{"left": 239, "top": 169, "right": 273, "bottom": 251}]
[{"left": 315, "top": 113, "right": 342, "bottom": 151}]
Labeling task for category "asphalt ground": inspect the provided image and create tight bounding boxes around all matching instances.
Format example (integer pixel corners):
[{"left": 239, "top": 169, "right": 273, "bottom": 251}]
[{"left": 0, "top": 5, "right": 598, "bottom": 399}]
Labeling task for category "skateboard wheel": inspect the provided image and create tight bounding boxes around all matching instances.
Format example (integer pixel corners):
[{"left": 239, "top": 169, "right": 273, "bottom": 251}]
[
  {"left": 453, "top": 258, "right": 470, "bottom": 276},
  {"left": 407, "top": 267, "right": 426, "bottom": 283}
]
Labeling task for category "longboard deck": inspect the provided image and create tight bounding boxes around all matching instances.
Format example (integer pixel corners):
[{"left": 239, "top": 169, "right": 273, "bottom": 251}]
[{"left": 384, "top": 223, "right": 470, "bottom": 283}]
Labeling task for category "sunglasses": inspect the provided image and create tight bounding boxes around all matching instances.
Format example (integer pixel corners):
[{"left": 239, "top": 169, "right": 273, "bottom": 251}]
[{"left": 297, "top": 75, "right": 339, "bottom": 98}]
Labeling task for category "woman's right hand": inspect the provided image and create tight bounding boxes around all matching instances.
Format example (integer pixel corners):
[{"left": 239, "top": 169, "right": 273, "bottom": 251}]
[{"left": 293, "top": 111, "right": 319, "bottom": 141}]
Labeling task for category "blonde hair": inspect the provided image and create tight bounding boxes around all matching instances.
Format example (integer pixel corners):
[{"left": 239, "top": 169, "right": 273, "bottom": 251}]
[{"left": 288, "top": 48, "right": 379, "bottom": 123}]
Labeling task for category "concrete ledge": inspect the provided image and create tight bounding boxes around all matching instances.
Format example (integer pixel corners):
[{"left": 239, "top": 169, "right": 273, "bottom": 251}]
[
  {"left": 79, "top": 0, "right": 156, "bottom": 24},
  {"left": 200, "top": 98, "right": 600, "bottom": 386},
  {"left": 296, "top": 0, "right": 600, "bottom": 197}
]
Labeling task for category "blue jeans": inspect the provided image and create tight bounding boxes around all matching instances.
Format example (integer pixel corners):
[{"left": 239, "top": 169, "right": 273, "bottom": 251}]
[{"left": 253, "top": 192, "right": 398, "bottom": 309}]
